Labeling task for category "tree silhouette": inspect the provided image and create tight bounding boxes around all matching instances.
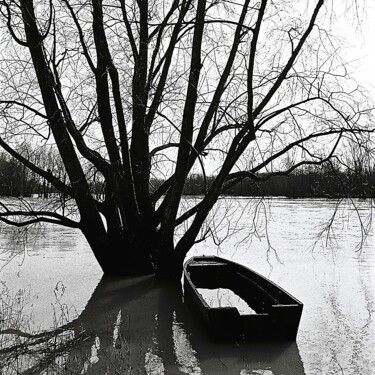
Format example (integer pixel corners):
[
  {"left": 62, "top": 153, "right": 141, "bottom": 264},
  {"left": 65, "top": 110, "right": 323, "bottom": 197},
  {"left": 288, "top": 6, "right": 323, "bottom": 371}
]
[{"left": 0, "top": 0, "right": 373, "bottom": 278}]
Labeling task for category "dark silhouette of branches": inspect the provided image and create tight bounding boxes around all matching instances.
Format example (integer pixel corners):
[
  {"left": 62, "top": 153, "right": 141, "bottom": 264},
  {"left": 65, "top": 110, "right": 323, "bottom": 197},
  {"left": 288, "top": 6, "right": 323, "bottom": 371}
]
[{"left": 0, "top": 0, "right": 373, "bottom": 278}]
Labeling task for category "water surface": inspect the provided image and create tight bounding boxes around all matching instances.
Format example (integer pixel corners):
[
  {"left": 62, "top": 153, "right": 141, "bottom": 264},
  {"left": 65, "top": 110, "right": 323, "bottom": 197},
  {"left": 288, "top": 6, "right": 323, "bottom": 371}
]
[{"left": 0, "top": 197, "right": 374, "bottom": 374}]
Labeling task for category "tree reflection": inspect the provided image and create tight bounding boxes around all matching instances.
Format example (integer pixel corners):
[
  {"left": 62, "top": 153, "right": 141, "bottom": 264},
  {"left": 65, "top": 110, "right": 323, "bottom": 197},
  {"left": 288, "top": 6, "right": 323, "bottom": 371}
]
[{"left": 1, "top": 276, "right": 306, "bottom": 374}]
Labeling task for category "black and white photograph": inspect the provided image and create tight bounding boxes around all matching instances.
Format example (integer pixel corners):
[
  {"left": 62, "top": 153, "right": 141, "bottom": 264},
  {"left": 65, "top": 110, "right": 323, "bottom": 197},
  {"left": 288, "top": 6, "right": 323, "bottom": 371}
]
[{"left": 0, "top": 0, "right": 374, "bottom": 373}]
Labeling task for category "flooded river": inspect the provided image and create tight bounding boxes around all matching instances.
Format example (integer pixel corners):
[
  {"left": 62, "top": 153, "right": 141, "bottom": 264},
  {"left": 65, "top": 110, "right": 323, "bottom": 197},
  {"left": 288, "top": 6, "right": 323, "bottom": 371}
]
[{"left": 0, "top": 197, "right": 374, "bottom": 374}]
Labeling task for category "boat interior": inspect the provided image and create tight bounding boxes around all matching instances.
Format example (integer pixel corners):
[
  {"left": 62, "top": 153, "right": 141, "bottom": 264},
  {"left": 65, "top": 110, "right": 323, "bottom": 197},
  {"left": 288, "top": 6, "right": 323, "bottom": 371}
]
[{"left": 186, "top": 258, "right": 299, "bottom": 314}]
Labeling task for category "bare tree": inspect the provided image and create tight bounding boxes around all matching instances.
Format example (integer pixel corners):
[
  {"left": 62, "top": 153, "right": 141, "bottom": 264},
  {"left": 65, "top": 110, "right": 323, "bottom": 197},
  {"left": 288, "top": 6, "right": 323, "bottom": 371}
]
[{"left": 0, "top": 0, "right": 373, "bottom": 278}]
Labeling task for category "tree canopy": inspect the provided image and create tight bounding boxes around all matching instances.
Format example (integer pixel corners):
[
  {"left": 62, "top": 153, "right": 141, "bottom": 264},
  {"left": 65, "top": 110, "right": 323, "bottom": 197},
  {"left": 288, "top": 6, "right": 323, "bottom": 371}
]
[{"left": 0, "top": 0, "right": 373, "bottom": 278}]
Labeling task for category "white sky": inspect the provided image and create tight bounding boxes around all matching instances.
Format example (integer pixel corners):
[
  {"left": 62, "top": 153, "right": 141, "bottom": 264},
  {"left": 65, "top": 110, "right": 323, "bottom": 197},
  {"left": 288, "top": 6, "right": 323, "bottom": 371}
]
[{"left": 336, "top": 2, "right": 375, "bottom": 99}]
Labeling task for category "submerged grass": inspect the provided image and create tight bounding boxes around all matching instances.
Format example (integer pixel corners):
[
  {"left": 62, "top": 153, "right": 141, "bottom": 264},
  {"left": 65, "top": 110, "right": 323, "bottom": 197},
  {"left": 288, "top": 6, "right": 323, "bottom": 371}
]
[{"left": 0, "top": 282, "right": 136, "bottom": 375}]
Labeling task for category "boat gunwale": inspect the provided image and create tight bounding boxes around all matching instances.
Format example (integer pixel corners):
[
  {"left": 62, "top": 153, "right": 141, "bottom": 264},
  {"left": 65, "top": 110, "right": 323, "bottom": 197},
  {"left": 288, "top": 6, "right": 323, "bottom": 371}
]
[{"left": 183, "top": 255, "right": 303, "bottom": 314}]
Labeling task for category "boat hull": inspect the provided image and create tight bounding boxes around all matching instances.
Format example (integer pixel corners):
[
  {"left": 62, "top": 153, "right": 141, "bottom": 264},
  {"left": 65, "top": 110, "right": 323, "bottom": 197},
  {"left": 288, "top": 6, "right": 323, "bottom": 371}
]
[{"left": 183, "top": 256, "right": 303, "bottom": 341}]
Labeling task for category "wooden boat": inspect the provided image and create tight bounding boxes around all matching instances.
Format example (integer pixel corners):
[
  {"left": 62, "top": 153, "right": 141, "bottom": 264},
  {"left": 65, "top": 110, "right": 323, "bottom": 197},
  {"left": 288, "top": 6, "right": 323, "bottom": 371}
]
[{"left": 183, "top": 256, "right": 303, "bottom": 341}]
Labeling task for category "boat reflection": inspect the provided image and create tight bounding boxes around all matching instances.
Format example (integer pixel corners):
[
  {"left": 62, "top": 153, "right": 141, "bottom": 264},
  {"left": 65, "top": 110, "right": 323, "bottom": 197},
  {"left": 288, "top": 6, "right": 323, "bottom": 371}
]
[{"left": 0, "top": 275, "right": 306, "bottom": 374}]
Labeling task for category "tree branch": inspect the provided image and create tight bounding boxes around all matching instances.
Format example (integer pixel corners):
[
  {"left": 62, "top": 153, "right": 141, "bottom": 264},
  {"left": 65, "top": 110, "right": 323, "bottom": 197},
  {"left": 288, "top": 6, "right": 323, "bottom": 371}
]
[
  {"left": 0, "top": 100, "right": 47, "bottom": 119},
  {"left": 253, "top": 0, "right": 324, "bottom": 119},
  {"left": 0, "top": 136, "right": 74, "bottom": 196},
  {"left": 61, "top": 0, "right": 97, "bottom": 73},
  {"left": 0, "top": 210, "right": 80, "bottom": 228},
  {"left": 150, "top": 142, "right": 179, "bottom": 157},
  {"left": 247, "top": 0, "right": 268, "bottom": 139},
  {"left": 119, "top": 0, "right": 138, "bottom": 60},
  {"left": 145, "top": 0, "right": 192, "bottom": 130}
]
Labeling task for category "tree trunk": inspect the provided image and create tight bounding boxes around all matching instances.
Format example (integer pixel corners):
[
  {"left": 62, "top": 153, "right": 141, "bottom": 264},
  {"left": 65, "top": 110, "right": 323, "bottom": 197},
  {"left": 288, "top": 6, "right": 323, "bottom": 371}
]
[
  {"left": 83, "top": 226, "right": 156, "bottom": 276},
  {"left": 156, "top": 243, "right": 186, "bottom": 280}
]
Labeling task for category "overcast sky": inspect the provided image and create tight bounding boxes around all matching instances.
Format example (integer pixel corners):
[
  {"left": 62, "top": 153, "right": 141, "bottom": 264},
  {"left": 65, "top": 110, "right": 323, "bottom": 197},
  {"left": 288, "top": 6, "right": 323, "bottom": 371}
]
[{"left": 337, "top": 2, "right": 375, "bottom": 99}]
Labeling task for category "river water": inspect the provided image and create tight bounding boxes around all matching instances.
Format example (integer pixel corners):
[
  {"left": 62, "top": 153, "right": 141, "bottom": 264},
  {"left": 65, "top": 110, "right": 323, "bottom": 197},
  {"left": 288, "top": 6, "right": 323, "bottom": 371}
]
[{"left": 0, "top": 197, "right": 374, "bottom": 374}]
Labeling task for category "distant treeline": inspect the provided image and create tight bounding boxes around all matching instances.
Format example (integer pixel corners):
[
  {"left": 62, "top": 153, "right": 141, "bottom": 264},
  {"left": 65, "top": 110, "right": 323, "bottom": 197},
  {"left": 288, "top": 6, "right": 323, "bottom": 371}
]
[
  {"left": 1, "top": 150, "right": 374, "bottom": 198},
  {"left": 0, "top": 153, "right": 41, "bottom": 197},
  {"left": 0, "top": 150, "right": 64, "bottom": 198},
  {"left": 153, "top": 164, "right": 375, "bottom": 198}
]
